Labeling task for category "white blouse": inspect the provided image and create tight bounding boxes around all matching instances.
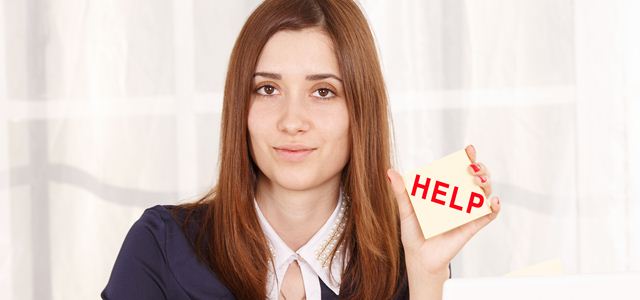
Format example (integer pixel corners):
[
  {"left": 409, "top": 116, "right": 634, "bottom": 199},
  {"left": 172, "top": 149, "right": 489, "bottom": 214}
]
[{"left": 253, "top": 192, "right": 349, "bottom": 300}]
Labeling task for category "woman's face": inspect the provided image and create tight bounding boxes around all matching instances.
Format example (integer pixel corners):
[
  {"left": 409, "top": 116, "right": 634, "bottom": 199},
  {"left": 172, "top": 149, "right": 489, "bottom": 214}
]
[{"left": 248, "top": 27, "right": 350, "bottom": 192}]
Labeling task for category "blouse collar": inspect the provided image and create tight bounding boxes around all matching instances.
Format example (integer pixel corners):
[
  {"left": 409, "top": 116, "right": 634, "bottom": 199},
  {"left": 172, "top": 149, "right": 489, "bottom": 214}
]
[{"left": 253, "top": 189, "right": 349, "bottom": 298}]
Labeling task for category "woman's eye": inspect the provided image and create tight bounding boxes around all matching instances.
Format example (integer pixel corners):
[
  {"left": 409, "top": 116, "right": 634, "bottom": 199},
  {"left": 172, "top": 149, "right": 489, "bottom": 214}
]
[
  {"left": 255, "top": 85, "right": 280, "bottom": 96},
  {"left": 312, "top": 88, "right": 336, "bottom": 99}
]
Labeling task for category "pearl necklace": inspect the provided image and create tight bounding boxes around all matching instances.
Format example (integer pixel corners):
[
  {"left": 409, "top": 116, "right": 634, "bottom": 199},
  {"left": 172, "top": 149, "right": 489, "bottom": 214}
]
[{"left": 314, "top": 192, "right": 349, "bottom": 268}]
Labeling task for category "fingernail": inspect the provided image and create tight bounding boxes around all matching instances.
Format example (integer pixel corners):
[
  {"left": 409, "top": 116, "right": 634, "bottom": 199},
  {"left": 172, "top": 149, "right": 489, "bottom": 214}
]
[
  {"left": 469, "top": 144, "right": 476, "bottom": 152},
  {"left": 479, "top": 175, "right": 487, "bottom": 183},
  {"left": 470, "top": 163, "right": 480, "bottom": 173}
]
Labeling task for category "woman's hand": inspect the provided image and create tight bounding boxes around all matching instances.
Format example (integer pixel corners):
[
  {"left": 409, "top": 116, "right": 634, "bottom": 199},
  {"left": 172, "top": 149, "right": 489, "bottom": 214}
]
[{"left": 386, "top": 144, "right": 501, "bottom": 299}]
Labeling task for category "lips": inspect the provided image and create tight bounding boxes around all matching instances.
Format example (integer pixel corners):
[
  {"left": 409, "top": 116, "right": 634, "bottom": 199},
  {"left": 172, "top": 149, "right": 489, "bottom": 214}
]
[
  {"left": 274, "top": 143, "right": 316, "bottom": 151},
  {"left": 274, "top": 144, "right": 316, "bottom": 162}
]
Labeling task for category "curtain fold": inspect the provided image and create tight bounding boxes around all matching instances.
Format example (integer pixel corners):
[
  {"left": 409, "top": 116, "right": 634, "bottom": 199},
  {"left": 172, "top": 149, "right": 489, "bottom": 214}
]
[{"left": 1, "top": 0, "right": 638, "bottom": 299}]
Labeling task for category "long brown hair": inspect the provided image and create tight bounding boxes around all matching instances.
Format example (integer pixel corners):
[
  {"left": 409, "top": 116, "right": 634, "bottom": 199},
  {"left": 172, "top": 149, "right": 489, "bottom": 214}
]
[{"left": 175, "top": 0, "right": 404, "bottom": 299}]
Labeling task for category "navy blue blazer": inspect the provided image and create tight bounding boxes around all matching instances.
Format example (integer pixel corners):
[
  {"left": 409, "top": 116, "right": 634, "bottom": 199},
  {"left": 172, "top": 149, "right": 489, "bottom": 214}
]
[{"left": 101, "top": 205, "right": 421, "bottom": 299}]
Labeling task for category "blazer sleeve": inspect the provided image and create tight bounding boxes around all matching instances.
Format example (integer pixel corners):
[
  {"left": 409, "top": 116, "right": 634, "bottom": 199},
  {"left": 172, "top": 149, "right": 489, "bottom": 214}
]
[{"left": 101, "top": 206, "right": 172, "bottom": 300}]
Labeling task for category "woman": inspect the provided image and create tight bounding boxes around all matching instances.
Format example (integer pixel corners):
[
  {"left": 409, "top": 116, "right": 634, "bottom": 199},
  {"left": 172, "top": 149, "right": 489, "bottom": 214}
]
[{"left": 101, "top": 0, "right": 501, "bottom": 299}]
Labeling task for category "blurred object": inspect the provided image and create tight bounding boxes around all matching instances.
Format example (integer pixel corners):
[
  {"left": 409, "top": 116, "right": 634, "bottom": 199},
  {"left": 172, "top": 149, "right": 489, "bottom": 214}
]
[
  {"left": 443, "top": 272, "right": 640, "bottom": 300},
  {"left": 505, "top": 259, "right": 565, "bottom": 277}
]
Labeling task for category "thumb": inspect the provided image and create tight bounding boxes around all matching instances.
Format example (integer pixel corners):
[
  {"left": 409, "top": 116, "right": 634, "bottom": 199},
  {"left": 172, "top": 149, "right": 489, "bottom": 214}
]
[{"left": 387, "top": 168, "right": 425, "bottom": 248}]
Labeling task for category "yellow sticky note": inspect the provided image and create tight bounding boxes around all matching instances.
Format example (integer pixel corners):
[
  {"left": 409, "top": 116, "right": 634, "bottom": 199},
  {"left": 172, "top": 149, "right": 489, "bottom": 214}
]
[{"left": 403, "top": 149, "right": 492, "bottom": 239}]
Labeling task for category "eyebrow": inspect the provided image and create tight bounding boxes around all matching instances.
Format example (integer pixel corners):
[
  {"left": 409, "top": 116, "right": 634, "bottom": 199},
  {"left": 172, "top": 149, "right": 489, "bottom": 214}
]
[{"left": 253, "top": 72, "right": 343, "bottom": 82}]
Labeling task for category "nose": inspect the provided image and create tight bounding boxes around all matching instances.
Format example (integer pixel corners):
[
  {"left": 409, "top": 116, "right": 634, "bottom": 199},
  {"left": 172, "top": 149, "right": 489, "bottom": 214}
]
[{"left": 277, "top": 95, "right": 310, "bottom": 135}]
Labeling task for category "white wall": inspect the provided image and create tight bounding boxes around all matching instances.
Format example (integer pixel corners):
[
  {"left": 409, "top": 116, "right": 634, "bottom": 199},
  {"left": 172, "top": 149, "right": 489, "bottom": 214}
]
[{"left": 0, "top": 0, "right": 638, "bottom": 299}]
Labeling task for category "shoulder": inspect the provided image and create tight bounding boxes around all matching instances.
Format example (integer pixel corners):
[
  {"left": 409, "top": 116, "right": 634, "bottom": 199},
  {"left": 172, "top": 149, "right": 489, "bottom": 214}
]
[
  {"left": 133, "top": 203, "right": 208, "bottom": 238},
  {"left": 122, "top": 203, "right": 211, "bottom": 265},
  {"left": 135, "top": 205, "right": 174, "bottom": 232},
  {"left": 117, "top": 205, "right": 174, "bottom": 255},
  {"left": 121, "top": 205, "right": 187, "bottom": 247},
  {"left": 101, "top": 205, "right": 180, "bottom": 299},
  {"left": 138, "top": 203, "right": 201, "bottom": 226},
  {"left": 102, "top": 203, "right": 232, "bottom": 300}
]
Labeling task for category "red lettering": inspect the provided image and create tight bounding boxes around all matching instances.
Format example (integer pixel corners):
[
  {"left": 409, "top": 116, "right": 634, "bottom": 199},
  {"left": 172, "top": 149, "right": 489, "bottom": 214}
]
[
  {"left": 449, "top": 186, "right": 463, "bottom": 211},
  {"left": 411, "top": 174, "right": 431, "bottom": 200},
  {"left": 466, "top": 192, "right": 484, "bottom": 214},
  {"left": 409, "top": 174, "right": 485, "bottom": 214},
  {"left": 431, "top": 180, "right": 448, "bottom": 205}
]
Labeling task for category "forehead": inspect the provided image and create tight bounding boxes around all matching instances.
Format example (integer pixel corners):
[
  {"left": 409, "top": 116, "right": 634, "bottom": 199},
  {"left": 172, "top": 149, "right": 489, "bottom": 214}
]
[{"left": 255, "top": 27, "right": 341, "bottom": 77}]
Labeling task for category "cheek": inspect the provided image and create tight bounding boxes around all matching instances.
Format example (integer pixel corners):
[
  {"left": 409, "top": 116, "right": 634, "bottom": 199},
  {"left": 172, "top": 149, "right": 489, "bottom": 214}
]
[
  {"left": 324, "top": 107, "right": 350, "bottom": 159},
  {"left": 247, "top": 102, "right": 269, "bottom": 156},
  {"left": 247, "top": 100, "right": 260, "bottom": 134},
  {"left": 337, "top": 125, "right": 351, "bottom": 160},
  {"left": 247, "top": 99, "right": 279, "bottom": 131}
]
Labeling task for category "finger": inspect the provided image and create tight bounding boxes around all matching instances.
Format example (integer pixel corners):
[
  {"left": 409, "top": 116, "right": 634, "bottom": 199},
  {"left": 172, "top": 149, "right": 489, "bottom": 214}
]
[
  {"left": 476, "top": 162, "right": 491, "bottom": 177},
  {"left": 468, "top": 196, "right": 501, "bottom": 232},
  {"left": 449, "top": 196, "right": 501, "bottom": 243},
  {"left": 465, "top": 144, "right": 477, "bottom": 163},
  {"left": 473, "top": 174, "right": 492, "bottom": 196},
  {"left": 387, "top": 169, "right": 426, "bottom": 248},
  {"left": 467, "top": 162, "right": 488, "bottom": 176},
  {"left": 386, "top": 169, "right": 414, "bottom": 221},
  {"left": 433, "top": 196, "right": 501, "bottom": 257},
  {"left": 490, "top": 196, "right": 501, "bottom": 214}
]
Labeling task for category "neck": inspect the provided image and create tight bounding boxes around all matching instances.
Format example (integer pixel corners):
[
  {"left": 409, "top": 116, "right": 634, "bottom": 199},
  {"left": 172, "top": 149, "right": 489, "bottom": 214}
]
[{"left": 255, "top": 173, "right": 340, "bottom": 251}]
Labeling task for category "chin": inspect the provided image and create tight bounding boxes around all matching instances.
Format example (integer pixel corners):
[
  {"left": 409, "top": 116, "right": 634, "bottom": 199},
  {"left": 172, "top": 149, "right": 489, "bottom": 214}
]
[{"left": 272, "top": 173, "right": 321, "bottom": 191}]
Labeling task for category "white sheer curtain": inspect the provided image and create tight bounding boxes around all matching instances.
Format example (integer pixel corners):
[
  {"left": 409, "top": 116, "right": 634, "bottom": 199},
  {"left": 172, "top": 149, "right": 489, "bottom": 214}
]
[{"left": 1, "top": 0, "right": 638, "bottom": 299}]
